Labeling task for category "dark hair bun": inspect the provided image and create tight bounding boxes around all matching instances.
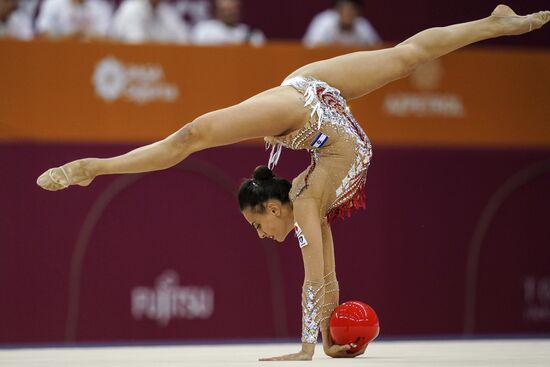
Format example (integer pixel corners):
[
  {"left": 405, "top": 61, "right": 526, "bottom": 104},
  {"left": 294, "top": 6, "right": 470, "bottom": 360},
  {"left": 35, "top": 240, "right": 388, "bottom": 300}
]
[
  {"left": 238, "top": 166, "right": 292, "bottom": 211},
  {"left": 253, "top": 165, "right": 274, "bottom": 181}
]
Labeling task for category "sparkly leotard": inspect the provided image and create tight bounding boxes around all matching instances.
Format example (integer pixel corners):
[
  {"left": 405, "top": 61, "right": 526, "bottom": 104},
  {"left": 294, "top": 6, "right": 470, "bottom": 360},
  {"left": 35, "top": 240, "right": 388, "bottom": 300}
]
[{"left": 265, "top": 76, "right": 373, "bottom": 222}]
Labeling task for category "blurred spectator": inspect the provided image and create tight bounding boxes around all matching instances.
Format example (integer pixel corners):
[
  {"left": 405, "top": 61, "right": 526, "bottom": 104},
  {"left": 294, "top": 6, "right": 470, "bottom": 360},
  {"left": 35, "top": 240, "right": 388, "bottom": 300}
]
[
  {"left": 35, "top": 0, "right": 113, "bottom": 39},
  {"left": 0, "top": 0, "right": 34, "bottom": 39},
  {"left": 191, "top": 0, "right": 264, "bottom": 46},
  {"left": 303, "top": 0, "right": 381, "bottom": 47},
  {"left": 174, "top": 0, "right": 210, "bottom": 25},
  {"left": 110, "top": 0, "right": 189, "bottom": 44}
]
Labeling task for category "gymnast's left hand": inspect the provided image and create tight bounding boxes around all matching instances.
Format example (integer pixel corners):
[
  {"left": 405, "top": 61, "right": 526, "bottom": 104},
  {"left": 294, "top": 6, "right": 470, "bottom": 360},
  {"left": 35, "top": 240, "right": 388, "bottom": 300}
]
[
  {"left": 259, "top": 344, "right": 314, "bottom": 361},
  {"left": 259, "top": 351, "right": 312, "bottom": 361}
]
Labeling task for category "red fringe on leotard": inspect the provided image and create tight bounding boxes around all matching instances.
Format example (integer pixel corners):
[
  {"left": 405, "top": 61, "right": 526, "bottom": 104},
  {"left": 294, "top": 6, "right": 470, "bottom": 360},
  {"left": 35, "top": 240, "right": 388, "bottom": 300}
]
[{"left": 326, "top": 187, "right": 366, "bottom": 223}]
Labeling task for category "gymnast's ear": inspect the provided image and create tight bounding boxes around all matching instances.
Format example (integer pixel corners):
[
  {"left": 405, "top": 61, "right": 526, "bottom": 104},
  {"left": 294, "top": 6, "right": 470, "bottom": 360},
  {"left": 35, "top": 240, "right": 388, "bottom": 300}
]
[{"left": 265, "top": 200, "right": 281, "bottom": 216}]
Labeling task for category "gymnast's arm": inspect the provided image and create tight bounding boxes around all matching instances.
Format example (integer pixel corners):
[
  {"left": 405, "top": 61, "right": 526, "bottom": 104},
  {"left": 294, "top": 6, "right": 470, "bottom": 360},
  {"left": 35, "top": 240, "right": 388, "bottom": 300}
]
[
  {"left": 259, "top": 198, "right": 354, "bottom": 361},
  {"left": 319, "top": 221, "right": 368, "bottom": 358},
  {"left": 259, "top": 197, "right": 325, "bottom": 361},
  {"left": 319, "top": 220, "right": 341, "bottom": 355}
]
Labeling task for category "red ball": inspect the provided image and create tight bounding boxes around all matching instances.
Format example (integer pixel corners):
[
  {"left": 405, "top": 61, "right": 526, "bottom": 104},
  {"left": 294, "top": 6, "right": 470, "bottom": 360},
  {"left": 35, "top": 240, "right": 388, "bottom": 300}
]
[{"left": 329, "top": 301, "right": 380, "bottom": 353}]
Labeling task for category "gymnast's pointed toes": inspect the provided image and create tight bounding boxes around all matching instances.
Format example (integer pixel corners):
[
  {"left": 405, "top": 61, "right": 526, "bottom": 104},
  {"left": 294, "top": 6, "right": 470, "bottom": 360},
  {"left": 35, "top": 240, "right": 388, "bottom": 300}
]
[{"left": 36, "top": 168, "right": 68, "bottom": 191}]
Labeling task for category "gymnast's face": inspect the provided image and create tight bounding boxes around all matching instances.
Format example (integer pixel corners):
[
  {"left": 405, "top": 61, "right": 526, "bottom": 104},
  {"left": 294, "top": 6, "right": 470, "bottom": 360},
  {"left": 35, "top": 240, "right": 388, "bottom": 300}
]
[{"left": 242, "top": 200, "right": 294, "bottom": 243}]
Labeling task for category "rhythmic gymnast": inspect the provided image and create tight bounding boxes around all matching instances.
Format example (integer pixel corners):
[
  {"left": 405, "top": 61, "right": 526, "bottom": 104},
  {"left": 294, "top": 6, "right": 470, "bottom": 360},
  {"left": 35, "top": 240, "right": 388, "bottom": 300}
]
[{"left": 37, "top": 5, "right": 548, "bottom": 361}]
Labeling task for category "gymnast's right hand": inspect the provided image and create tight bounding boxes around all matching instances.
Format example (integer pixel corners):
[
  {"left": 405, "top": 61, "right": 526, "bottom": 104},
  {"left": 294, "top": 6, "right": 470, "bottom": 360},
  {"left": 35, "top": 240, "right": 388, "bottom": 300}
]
[
  {"left": 324, "top": 342, "right": 368, "bottom": 358},
  {"left": 36, "top": 158, "right": 96, "bottom": 191}
]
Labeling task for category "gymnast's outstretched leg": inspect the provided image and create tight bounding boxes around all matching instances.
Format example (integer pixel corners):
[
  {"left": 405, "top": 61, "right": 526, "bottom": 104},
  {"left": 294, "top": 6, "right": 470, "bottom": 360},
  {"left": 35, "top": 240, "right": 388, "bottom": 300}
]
[
  {"left": 36, "top": 87, "right": 308, "bottom": 191},
  {"left": 36, "top": 5, "right": 548, "bottom": 191},
  {"left": 287, "top": 5, "right": 549, "bottom": 100}
]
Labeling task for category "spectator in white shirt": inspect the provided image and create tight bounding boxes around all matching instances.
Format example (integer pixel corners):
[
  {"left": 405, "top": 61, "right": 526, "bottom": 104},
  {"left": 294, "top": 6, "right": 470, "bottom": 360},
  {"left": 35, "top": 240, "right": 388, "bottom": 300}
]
[
  {"left": 0, "top": 0, "right": 33, "bottom": 39},
  {"left": 191, "top": 0, "right": 265, "bottom": 46},
  {"left": 35, "top": 0, "right": 113, "bottom": 39},
  {"left": 303, "top": 0, "right": 381, "bottom": 48},
  {"left": 110, "top": 0, "right": 189, "bottom": 44}
]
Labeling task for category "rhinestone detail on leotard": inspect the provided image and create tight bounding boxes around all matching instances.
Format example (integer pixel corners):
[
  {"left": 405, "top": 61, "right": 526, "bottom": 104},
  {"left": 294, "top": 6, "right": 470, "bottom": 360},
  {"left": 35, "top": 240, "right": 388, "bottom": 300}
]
[{"left": 266, "top": 76, "right": 373, "bottom": 222}]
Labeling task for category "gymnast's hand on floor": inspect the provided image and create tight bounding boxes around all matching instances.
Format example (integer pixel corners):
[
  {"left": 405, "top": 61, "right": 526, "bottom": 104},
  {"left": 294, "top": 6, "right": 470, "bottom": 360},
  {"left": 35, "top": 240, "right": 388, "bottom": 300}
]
[
  {"left": 259, "top": 350, "right": 313, "bottom": 361},
  {"left": 259, "top": 344, "right": 315, "bottom": 361},
  {"left": 36, "top": 158, "right": 96, "bottom": 191}
]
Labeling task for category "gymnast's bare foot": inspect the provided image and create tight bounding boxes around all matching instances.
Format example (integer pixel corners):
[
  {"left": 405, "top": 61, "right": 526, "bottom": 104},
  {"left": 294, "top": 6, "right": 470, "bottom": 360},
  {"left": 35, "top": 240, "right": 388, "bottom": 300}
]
[
  {"left": 36, "top": 159, "right": 96, "bottom": 191},
  {"left": 491, "top": 4, "right": 550, "bottom": 35}
]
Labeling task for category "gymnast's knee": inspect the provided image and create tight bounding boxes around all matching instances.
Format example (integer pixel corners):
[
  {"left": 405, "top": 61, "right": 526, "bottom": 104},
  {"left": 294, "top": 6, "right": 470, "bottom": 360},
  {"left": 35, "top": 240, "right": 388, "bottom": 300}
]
[
  {"left": 171, "top": 119, "right": 206, "bottom": 156},
  {"left": 394, "top": 44, "right": 424, "bottom": 78}
]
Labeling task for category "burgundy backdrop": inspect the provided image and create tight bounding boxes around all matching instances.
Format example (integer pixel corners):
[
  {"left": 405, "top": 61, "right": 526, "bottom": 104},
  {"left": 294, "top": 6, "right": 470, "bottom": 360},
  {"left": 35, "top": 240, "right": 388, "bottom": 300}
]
[{"left": 1, "top": 143, "right": 549, "bottom": 344}]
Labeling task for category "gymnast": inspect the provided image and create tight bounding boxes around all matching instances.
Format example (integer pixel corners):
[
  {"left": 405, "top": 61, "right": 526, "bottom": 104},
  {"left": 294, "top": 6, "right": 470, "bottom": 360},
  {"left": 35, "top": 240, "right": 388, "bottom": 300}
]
[{"left": 37, "top": 5, "right": 548, "bottom": 360}]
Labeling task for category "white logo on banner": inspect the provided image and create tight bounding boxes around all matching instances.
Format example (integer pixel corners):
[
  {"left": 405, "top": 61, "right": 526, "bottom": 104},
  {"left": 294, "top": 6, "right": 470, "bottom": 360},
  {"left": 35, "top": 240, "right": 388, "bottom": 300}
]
[
  {"left": 131, "top": 270, "right": 214, "bottom": 326},
  {"left": 523, "top": 276, "right": 550, "bottom": 322},
  {"left": 383, "top": 59, "right": 465, "bottom": 118},
  {"left": 384, "top": 93, "right": 465, "bottom": 118},
  {"left": 92, "top": 56, "right": 179, "bottom": 104}
]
